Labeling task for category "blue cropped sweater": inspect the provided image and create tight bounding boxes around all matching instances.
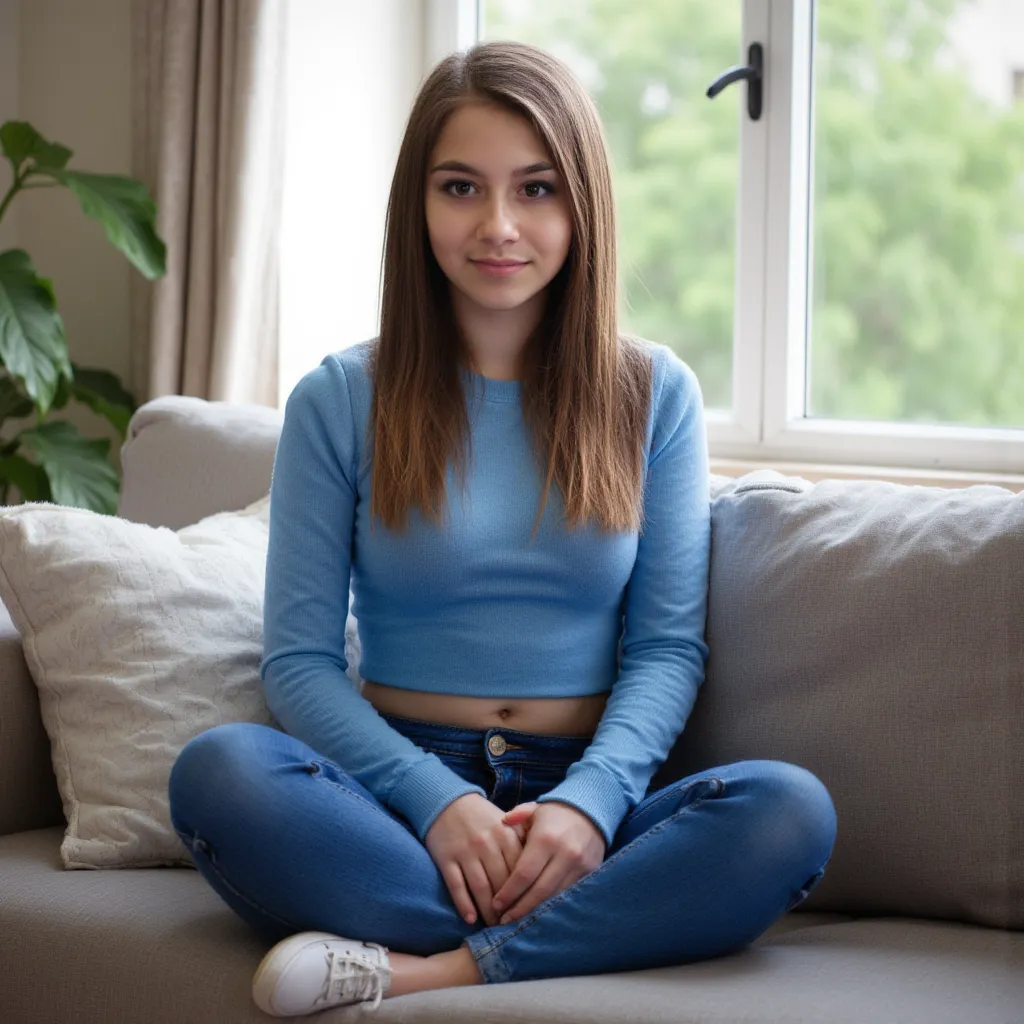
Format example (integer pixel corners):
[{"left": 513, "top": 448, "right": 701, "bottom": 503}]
[{"left": 260, "top": 338, "right": 711, "bottom": 846}]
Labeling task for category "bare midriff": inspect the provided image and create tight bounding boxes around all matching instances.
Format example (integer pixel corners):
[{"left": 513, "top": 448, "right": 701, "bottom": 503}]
[{"left": 361, "top": 681, "right": 608, "bottom": 737}]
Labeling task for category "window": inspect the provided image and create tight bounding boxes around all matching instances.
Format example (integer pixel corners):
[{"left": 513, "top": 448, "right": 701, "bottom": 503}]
[
  {"left": 445, "top": 0, "right": 1024, "bottom": 476},
  {"left": 279, "top": 0, "right": 427, "bottom": 406}
]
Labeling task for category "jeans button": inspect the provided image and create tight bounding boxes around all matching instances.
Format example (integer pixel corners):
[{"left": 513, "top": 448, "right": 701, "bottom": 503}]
[{"left": 488, "top": 735, "right": 507, "bottom": 756}]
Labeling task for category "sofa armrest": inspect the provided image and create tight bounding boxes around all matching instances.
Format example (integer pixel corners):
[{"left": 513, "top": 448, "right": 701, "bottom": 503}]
[
  {"left": 0, "top": 602, "right": 63, "bottom": 836},
  {"left": 117, "top": 395, "right": 283, "bottom": 529}
]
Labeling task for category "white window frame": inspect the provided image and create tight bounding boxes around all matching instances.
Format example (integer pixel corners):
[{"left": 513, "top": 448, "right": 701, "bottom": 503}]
[
  {"left": 425, "top": 0, "right": 481, "bottom": 67},
  {"left": 435, "top": 0, "right": 1024, "bottom": 477}
]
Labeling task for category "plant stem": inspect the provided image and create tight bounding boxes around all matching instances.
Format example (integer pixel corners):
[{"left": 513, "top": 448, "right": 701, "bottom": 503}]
[{"left": 0, "top": 170, "right": 25, "bottom": 225}]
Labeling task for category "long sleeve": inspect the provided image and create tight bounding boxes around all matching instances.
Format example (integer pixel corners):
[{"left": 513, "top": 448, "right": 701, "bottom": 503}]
[
  {"left": 259, "top": 360, "right": 487, "bottom": 842},
  {"left": 535, "top": 352, "right": 712, "bottom": 846}
]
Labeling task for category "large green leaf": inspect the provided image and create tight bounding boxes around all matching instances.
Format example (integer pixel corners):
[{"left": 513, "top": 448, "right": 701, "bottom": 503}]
[
  {"left": 49, "top": 371, "right": 72, "bottom": 411},
  {"left": 15, "top": 420, "right": 119, "bottom": 514},
  {"left": 0, "top": 121, "right": 72, "bottom": 171},
  {"left": 0, "top": 249, "right": 72, "bottom": 412},
  {"left": 0, "top": 453, "right": 51, "bottom": 503},
  {"left": 40, "top": 170, "right": 166, "bottom": 280},
  {"left": 69, "top": 363, "right": 137, "bottom": 438},
  {"left": 0, "top": 372, "right": 36, "bottom": 422}
]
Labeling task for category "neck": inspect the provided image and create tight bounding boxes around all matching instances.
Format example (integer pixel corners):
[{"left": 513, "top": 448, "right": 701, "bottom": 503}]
[{"left": 451, "top": 286, "right": 545, "bottom": 381}]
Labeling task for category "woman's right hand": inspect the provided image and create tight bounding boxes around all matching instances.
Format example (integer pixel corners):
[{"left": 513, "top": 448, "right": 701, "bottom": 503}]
[{"left": 424, "top": 793, "right": 529, "bottom": 926}]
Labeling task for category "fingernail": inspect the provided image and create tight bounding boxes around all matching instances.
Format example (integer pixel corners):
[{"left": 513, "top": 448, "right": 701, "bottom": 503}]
[
  {"left": 466, "top": 913, "right": 476, "bottom": 924},
  {"left": 493, "top": 900, "right": 504, "bottom": 911},
  {"left": 500, "top": 915, "right": 510, "bottom": 925}
]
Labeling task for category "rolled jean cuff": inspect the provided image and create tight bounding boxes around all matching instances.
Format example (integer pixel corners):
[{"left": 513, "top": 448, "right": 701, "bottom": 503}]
[{"left": 463, "top": 928, "right": 514, "bottom": 984}]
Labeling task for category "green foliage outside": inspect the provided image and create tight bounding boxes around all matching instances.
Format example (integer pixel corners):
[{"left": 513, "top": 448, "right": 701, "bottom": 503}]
[
  {"left": 483, "top": 0, "right": 1024, "bottom": 429},
  {"left": 0, "top": 121, "right": 166, "bottom": 513}
]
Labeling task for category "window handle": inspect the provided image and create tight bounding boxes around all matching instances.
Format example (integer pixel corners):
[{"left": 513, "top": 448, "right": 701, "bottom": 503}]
[{"left": 706, "top": 42, "right": 763, "bottom": 121}]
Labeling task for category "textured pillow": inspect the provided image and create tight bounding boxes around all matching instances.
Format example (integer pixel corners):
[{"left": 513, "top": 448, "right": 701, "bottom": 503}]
[
  {"left": 654, "top": 473, "right": 1024, "bottom": 930},
  {"left": 0, "top": 496, "right": 277, "bottom": 869}
]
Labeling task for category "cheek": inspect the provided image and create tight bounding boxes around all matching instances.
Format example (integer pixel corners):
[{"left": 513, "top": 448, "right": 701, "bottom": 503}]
[
  {"left": 539, "top": 211, "right": 573, "bottom": 265},
  {"left": 425, "top": 200, "right": 459, "bottom": 262}
]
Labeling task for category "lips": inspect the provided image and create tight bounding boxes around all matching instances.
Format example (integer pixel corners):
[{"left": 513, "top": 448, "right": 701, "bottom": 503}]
[{"left": 470, "top": 258, "right": 528, "bottom": 278}]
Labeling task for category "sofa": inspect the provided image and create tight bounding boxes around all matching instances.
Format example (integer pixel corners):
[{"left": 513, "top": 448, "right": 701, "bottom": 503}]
[{"left": 1, "top": 393, "right": 1021, "bottom": 1024}]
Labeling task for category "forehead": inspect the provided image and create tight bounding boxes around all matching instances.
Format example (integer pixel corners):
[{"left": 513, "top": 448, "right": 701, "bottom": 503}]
[{"left": 430, "top": 102, "right": 553, "bottom": 169}]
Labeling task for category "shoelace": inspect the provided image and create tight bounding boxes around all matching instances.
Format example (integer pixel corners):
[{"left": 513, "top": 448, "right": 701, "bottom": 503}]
[{"left": 315, "top": 949, "right": 387, "bottom": 1012}]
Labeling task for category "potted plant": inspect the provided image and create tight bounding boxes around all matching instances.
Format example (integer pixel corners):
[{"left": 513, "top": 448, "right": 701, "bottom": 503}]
[{"left": 0, "top": 120, "right": 166, "bottom": 514}]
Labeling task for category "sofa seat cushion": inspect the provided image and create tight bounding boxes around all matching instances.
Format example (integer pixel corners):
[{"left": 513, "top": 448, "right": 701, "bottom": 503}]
[{"left": 3, "top": 829, "right": 1021, "bottom": 1024}]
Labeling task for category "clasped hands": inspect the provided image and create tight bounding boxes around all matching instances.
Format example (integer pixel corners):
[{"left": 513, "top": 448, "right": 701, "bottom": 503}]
[{"left": 424, "top": 793, "right": 606, "bottom": 927}]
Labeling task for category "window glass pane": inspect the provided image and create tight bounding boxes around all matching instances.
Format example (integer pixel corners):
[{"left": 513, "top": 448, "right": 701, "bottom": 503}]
[
  {"left": 809, "top": 0, "right": 1024, "bottom": 428},
  {"left": 480, "top": 0, "right": 740, "bottom": 409}
]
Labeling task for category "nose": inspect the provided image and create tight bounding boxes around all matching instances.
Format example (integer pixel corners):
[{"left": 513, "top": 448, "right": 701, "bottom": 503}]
[{"left": 476, "top": 194, "right": 519, "bottom": 245}]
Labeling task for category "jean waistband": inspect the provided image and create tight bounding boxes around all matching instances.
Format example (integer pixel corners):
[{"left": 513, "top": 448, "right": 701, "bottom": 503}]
[{"left": 379, "top": 712, "right": 593, "bottom": 760}]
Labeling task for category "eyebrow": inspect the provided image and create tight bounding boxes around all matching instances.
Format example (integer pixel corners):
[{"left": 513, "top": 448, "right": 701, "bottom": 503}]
[{"left": 429, "top": 160, "right": 556, "bottom": 176}]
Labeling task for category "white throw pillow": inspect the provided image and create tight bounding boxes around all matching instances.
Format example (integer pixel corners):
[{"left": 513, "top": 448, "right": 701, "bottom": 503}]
[{"left": 0, "top": 496, "right": 277, "bottom": 869}]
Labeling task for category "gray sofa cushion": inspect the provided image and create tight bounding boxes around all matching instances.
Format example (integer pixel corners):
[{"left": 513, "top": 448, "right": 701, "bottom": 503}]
[
  {"left": 657, "top": 474, "right": 1024, "bottom": 930},
  {"left": 6, "top": 828, "right": 1022, "bottom": 1024}
]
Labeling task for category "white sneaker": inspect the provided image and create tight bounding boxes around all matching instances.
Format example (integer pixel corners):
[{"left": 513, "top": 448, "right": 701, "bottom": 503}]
[{"left": 252, "top": 931, "right": 393, "bottom": 1017}]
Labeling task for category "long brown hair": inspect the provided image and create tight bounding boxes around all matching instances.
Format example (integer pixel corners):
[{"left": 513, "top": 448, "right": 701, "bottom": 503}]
[{"left": 370, "top": 40, "right": 653, "bottom": 540}]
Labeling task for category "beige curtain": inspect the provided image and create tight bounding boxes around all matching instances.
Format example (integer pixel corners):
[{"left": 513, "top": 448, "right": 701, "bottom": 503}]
[{"left": 130, "top": 0, "right": 287, "bottom": 407}]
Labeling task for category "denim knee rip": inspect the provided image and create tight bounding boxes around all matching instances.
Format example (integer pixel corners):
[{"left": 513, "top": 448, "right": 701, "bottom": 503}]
[{"left": 783, "top": 861, "right": 829, "bottom": 912}]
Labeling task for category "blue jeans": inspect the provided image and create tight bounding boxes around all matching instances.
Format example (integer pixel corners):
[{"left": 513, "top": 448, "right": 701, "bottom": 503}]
[{"left": 168, "top": 717, "right": 836, "bottom": 984}]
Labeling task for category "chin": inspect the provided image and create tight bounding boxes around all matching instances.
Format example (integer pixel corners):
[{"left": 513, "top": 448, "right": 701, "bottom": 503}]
[
  {"left": 457, "top": 283, "right": 543, "bottom": 313},
  {"left": 472, "top": 293, "right": 540, "bottom": 312}
]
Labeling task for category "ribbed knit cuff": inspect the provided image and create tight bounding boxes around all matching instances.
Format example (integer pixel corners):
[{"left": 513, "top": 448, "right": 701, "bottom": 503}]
[
  {"left": 536, "top": 766, "right": 630, "bottom": 848},
  {"left": 387, "top": 756, "right": 487, "bottom": 842}
]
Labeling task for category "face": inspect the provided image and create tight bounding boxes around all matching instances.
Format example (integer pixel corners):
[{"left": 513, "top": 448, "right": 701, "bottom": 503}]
[{"left": 425, "top": 101, "right": 573, "bottom": 320}]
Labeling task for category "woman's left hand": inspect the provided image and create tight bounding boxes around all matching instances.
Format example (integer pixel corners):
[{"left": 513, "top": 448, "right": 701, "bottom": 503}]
[{"left": 491, "top": 801, "right": 606, "bottom": 924}]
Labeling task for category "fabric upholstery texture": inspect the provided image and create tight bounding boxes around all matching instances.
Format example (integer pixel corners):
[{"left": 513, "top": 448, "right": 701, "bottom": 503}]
[
  {"left": 0, "top": 496, "right": 277, "bottom": 868},
  {"left": 656, "top": 473, "right": 1024, "bottom": 930},
  {"left": 117, "top": 394, "right": 282, "bottom": 530},
  {"left": 0, "top": 603, "right": 62, "bottom": 836}
]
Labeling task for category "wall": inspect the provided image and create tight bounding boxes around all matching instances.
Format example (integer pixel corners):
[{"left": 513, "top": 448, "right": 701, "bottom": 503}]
[
  {"left": 0, "top": 0, "right": 133, "bottom": 469},
  {"left": 0, "top": 0, "right": 20, "bottom": 254}
]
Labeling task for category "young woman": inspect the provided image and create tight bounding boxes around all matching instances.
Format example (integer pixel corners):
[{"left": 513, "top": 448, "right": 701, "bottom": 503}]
[{"left": 168, "top": 40, "right": 837, "bottom": 1018}]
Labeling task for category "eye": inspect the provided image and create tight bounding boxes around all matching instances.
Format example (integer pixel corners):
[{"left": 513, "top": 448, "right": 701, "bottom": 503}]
[
  {"left": 523, "top": 181, "right": 555, "bottom": 199},
  {"left": 441, "top": 180, "right": 476, "bottom": 197}
]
